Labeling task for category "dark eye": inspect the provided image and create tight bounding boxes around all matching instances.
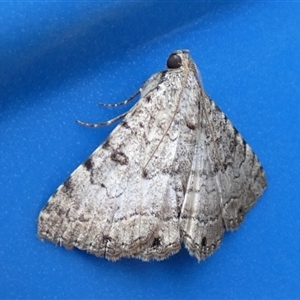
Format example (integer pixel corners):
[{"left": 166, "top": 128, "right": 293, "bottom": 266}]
[{"left": 167, "top": 54, "right": 182, "bottom": 69}]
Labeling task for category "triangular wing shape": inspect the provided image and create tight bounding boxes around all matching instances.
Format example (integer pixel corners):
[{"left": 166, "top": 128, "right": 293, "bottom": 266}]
[
  {"left": 38, "top": 50, "right": 267, "bottom": 262},
  {"left": 38, "top": 53, "right": 200, "bottom": 261},
  {"left": 181, "top": 91, "right": 267, "bottom": 261}
]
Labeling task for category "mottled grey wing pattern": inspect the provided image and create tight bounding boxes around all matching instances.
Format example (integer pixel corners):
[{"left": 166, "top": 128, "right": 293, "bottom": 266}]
[
  {"left": 38, "top": 50, "right": 267, "bottom": 262},
  {"left": 38, "top": 58, "right": 199, "bottom": 261},
  {"left": 180, "top": 92, "right": 266, "bottom": 260}
]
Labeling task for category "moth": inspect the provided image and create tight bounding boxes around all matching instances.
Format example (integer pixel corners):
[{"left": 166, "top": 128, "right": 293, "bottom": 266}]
[{"left": 38, "top": 50, "right": 267, "bottom": 261}]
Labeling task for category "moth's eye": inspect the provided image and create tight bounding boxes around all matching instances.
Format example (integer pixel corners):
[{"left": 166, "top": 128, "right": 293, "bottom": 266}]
[{"left": 167, "top": 54, "right": 182, "bottom": 69}]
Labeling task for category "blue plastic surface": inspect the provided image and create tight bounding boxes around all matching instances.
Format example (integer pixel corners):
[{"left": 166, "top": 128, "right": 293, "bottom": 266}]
[{"left": 1, "top": 2, "right": 299, "bottom": 299}]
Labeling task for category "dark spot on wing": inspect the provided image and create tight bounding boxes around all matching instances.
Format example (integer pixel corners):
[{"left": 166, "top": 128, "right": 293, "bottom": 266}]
[
  {"left": 111, "top": 151, "right": 128, "bottom": 165},
  {"left": 102, "top": 139, "right": 110, "bottom": 149},
  {"left": 83, "top": 157, "right": 93, "bottom": 171},
  {"left": 233, "top": 124, "right": 239, "bottom": 136},
  {"left": 152, "top": 238, "right": 161, "bottom": 248},
  {"left": 177, "top": 210, "right": 181, "bottom": 218},
  {"left": 238, "top": 206, "right": 245, "bottom": 221},
  {"left": 160, "top": 70, "right": 168, "bottom": 76},
  {"left": 142, "top": 169, "right": 148, "bottom": 179},
  {"left": 103, "top": 235, "right": 112, "bottom": 243},
  {"left": 159, "top": 70, "right": 168, "bottom": 83},
  {"left": 186, "top": 120, "right": 196, "bottom": 130},
  {"left": 121, "top": 121, "right": 130, "bottom": 129},
  {"left": 201, "top": 237, "right": 207, "bottom": 247},
  {"left": 242, "top": 138, "right": 247, "bottom": 158},
  {"left": 61, "top": 176, "right": 73, "bottom": 195},
  {"left": 213, "top": 163, "right": 221, "bottom": 173},
  {"left": 214, "top": 137, "right": 221, "bottom": 147},
  {"left": 59, "top": 207, "right": 69, "bottom": 217}
]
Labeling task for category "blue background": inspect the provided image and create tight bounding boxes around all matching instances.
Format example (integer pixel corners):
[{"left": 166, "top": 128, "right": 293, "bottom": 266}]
[{"left": 1, "top": 1, "right": 299, "bottom": 299}]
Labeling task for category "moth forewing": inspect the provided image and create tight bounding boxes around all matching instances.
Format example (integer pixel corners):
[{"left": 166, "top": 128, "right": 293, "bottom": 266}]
[{"left": 38, "top": 50, "right": 267, "bottom": 262}]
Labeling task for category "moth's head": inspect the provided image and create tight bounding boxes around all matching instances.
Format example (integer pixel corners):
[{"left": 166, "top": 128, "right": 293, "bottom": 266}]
[{"left": 166, "top": 50, "right": 199, "bottom": 75}]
